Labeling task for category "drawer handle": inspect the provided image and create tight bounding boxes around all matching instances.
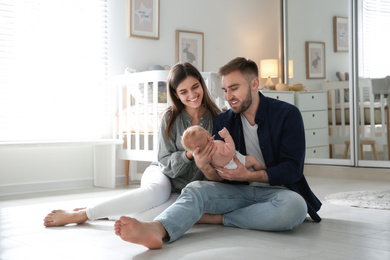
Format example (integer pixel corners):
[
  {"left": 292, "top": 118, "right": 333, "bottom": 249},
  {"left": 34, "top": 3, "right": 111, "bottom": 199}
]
[
  {"left": 312, "top": 96, "right": 315, "bottom": 99},
  {"left": 276, "top": 96, "right": 280, "bottom": 99},
  {"left": 312, "top": 114, "right": 315, "bottom": 117},
  {"left": 312, "top": 131, "right": 316, "bottom": 135},
  {"left": 313, "top": 150, "right": 316, "bottom": 154}
]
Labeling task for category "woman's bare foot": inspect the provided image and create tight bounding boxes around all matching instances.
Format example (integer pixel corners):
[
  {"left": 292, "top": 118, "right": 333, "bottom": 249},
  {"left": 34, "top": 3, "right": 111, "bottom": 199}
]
[
  {"left": 43, "top": 209, "right": 88, "bottom": 227},
  {"left": 196, "top": 213, "right": 223, "bottom": 225},
  {"left": 114, "top": 216, "right": 166, "bottom": 249},
  {"left": 73, "top": 207, "right": 86, "bottom": 211}
]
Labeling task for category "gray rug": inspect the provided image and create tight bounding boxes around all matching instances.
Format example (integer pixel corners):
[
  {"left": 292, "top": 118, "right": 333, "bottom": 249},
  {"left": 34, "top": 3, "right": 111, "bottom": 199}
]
[{"left": 325, "top": 190, "right": 390, "bottom": 210}]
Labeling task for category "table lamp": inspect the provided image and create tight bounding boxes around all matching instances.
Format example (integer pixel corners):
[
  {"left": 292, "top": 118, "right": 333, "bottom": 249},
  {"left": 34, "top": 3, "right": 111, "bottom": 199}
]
[
  {"left": 275, "top": 60, "right": 294, "bottom": 91},
  {"left": 288, "top": 60, "right": 294, "bottom": 79},
  {"left": 260, "top": 59, "right": 278, "bottom": 89}
]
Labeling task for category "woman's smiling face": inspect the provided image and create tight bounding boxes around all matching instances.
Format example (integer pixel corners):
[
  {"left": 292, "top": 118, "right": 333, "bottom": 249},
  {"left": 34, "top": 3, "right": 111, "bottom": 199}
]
[{"left": 175, "top": 76, "right": 204, "bottom": 110}]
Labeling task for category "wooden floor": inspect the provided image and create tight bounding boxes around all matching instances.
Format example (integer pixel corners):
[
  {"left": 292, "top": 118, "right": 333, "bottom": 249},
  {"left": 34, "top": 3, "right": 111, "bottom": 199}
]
[{"left": 1, "top": 175, "right": 390, "bottom": 260}]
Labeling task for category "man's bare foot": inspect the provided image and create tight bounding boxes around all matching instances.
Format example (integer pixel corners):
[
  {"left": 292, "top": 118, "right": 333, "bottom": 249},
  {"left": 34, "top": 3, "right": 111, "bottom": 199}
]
[
  {"left": 196, "top": 213, "right": 223, "bottom": 225},
  {"left": 114, "top": 216, "right": 166, "bottom": 249},
  {"left": 43, "top": 209, "right": 88, "bottom": 227}
]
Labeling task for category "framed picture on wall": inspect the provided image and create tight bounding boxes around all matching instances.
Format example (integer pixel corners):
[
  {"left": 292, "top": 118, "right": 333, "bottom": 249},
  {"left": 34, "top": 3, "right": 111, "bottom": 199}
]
[
  {"left": 333, "top": 16, "right": 348, "bottom": 52},
  {"left": 305, "top": 41, "right": 326, "bottom": 79},
  {"left": 128, "top": 0, "right": 160, "bottom": 39},
  {"left": 176, "top": 30, "right": 204, "bottom": 71}
]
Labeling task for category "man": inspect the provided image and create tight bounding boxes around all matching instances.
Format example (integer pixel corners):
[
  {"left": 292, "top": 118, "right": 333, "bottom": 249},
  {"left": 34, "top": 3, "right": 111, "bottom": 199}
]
[{"left": 114, "top": 57, "right": 322, "bottom": 249}]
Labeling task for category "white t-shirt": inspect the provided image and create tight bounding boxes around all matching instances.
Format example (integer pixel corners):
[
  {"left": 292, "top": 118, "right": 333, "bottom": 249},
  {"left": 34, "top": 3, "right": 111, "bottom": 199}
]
[
  {"left": 240, "top": 114, "right": 265, "bottom": 167},
  {"left": 240, "top": 114, "right": 284, "bottom": 188}
]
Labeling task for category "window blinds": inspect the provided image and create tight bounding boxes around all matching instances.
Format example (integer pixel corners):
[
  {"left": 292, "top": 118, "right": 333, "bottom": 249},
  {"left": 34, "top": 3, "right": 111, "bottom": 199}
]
[
  {"left": 0, "top": 0, "right": 109, "bottom": 141},
  {"left": 360, "top": 0, "right": 390, "bottom": 78}
]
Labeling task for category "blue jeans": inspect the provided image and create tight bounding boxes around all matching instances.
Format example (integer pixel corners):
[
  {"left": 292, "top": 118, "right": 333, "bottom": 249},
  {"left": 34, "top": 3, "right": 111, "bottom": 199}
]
[{"left": 155, "top": 181, "right": 308, "bottom": 243}]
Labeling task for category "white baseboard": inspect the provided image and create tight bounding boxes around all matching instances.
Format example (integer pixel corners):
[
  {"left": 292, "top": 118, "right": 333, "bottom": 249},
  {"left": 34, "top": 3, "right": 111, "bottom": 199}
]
[
  {"left": 115, "top": 175, "right": 141, "bottom": 186},
  {"left": 0, "top": 176, "right": 141, "bottom": 196},
  {"left": 304, "top": 164, "right": 390, "bottom": 182},
  {"left": 0, "top": 179, "right": 94, "bottom": 196}
]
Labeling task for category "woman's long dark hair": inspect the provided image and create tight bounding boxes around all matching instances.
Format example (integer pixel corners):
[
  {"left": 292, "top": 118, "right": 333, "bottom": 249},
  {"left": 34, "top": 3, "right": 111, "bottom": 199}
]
[{"left": 165, "top": 62, "right": 220, "bottom": 139}]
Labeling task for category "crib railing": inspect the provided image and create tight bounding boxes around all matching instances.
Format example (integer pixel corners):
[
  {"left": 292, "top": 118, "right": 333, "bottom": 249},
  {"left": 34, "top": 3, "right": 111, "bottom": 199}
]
[
  {"left": 322, "top": 79, "right": 389, "bottom": 159},
  {"left": 113, "top": 70, "right": 170, "bottom": 163}
]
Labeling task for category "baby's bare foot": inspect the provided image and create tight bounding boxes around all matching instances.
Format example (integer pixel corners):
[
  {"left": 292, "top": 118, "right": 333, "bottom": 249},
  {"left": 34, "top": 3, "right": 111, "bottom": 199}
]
[
  {"left": 43, "top": 209, "right": 88, "bottom": 227},
  {"left": 114, "top": 216, "right": 165, "bottom": 249}
]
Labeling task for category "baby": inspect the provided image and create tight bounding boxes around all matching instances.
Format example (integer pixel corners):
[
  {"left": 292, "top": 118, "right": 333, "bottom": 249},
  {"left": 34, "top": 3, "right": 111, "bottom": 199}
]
[{"left": 182, "top": 125, "right": 262, "bottom": 171}]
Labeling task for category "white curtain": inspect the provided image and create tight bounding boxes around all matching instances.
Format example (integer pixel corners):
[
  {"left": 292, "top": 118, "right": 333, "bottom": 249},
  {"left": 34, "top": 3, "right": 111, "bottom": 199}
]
[
  {"left": 359, "top": 0, "right": 390, "bottom": 78},
  {"left": 0, "top": 0, "right": 109, "bottom": 141}
]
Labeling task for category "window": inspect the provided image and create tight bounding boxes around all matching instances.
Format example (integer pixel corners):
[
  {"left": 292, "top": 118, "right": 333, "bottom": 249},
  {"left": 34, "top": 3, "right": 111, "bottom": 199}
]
[
  {"left": 359, "top": 0, "right": 390, "bottom": 78},
  {"left": 0, "top": 0, "right": 109, "bottom": 141}
]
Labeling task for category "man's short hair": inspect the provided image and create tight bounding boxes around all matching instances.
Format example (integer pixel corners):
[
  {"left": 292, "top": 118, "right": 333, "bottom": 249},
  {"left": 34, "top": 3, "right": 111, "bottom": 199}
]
[{"left": 218, "top": 57, "right": 258, "bottom": 78}]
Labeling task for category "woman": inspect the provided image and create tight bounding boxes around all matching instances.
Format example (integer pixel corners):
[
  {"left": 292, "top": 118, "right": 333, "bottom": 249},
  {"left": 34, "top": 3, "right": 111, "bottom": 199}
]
[{"left": 43, "top": 62, "right": 220, "bottom": 226}]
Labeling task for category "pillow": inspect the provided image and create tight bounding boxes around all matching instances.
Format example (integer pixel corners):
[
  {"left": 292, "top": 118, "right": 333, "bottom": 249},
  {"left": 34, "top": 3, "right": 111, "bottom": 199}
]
[
  {"left": 158, "top": 82, "right": 167, "bottom": 103},
  {"left": 336, "top": 71, "right": 349, "bottom": 82},
  {"left": 137, "top": 83, "right": 153, "bottom": 104},
  {"left": 336, "top": 72, "right": 350, "bottom": 102},
  {"left": 336, "top": 72, "right": 346, "bottom": 81},
  {"left": 136, "top": 81, "right": 167, "bottom": 104}
]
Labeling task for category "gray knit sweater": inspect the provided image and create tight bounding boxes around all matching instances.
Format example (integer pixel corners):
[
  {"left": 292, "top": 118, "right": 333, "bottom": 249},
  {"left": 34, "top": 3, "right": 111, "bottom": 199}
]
[{"left": 151, "top": 109, "right": 213, "bottom": 192}]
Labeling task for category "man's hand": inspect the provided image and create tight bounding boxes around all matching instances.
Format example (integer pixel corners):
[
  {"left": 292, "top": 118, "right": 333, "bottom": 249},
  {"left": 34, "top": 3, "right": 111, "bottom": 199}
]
[{"left": 215, "top": 156, "right": 269, "bottom": 183}]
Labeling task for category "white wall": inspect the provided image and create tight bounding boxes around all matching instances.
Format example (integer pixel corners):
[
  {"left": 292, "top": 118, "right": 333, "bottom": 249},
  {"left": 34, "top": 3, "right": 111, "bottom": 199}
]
[
  {"left": 0, "top": 146, "right": 95, "bottom": 194},
  {"left": 0, "top": 0, "right": 281, "bottom": 194},
  {"left": 286, "top": 0, "right": 349, "bottom": 90},
  {"left": 108, "top": 0, "right": 281, "bottom": 77}
]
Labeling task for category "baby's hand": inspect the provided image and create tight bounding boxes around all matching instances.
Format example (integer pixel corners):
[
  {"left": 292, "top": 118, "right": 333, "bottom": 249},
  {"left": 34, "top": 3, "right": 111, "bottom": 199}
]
[{"left": 218, "top": 127, "right": 229, "bottom": 138}]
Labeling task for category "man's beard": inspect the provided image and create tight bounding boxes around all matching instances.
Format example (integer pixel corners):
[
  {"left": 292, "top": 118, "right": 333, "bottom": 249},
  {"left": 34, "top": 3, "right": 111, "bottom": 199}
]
[{"left": 231, "top": 90, "right": 252, "bottom": 114}]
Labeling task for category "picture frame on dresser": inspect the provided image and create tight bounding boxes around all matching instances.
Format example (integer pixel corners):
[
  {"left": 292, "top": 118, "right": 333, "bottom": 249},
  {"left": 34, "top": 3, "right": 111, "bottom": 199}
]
[
  {"left": 128, "top": 0, "right": 160, "bottom": 39},
  {"left": 305, "top": 41, "right": 326, "bottom": 79},
  {"left": 176, "top": 30, "right": 204, "bottom": 71}
]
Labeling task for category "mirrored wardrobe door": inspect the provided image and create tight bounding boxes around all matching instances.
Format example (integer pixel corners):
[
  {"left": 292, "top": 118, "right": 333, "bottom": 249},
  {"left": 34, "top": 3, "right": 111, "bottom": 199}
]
[
  {"left": 356, "top": 0, "right": 390, "bottom": 167},
  {"left": 283, "top": 0, "right": 353, "bottom": 165}
]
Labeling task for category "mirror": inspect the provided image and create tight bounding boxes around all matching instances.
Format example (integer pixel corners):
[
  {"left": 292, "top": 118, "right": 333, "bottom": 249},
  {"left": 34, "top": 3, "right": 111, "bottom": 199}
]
[
  {"left": 355, "top": 0, "right": 390, "bottom": 166},
  {"left": 284, "top": 0, "right": 390, "bottom": 167}
]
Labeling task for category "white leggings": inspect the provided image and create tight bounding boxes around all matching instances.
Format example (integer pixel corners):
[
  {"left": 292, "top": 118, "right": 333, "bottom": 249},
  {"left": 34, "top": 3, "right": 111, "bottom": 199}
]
[{"left": 86, "top": 165, "right": 179, "bottom": 221}]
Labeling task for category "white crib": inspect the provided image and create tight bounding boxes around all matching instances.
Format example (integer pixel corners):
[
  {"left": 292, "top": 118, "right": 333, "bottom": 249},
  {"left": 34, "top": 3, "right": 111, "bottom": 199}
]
[
  {"left": 112, "top": 70, "right": 226, "bottom": 184},
  {"left": 321, "top": 79, "right": 389, "bottom": 160}
]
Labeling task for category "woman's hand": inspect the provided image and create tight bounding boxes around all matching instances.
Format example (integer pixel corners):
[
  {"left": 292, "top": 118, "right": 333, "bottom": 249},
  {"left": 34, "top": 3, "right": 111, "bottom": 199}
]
[
  {"left": 193, "top": 141, "right": 222, "bottom": 181},
  {"left": 193, "top": 141, "right": 215, "bottom": 168}
]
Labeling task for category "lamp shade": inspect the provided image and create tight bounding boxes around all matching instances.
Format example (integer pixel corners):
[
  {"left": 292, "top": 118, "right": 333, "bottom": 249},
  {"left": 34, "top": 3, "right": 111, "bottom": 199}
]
[
  {"left": 260, "top": 59, "right": 278, "bottom": 78},
  {"left": 288, "top": 60, "right": 294, "bottom": 78}
]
